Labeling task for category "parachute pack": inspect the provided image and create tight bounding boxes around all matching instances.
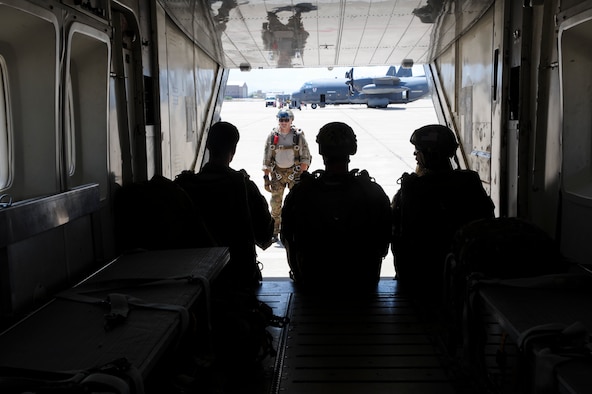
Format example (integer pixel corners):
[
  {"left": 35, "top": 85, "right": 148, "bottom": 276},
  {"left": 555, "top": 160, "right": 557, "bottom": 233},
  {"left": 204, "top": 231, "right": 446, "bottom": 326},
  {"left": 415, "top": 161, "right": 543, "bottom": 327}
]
[{"left": 283, "top": 169, "right": 391, "bottom": 290}]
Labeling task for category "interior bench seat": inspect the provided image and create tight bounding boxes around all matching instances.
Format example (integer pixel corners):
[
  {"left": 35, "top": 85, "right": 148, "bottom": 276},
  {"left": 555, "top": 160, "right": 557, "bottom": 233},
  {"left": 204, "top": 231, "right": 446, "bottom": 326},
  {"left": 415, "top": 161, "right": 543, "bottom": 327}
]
[
  {"left": 0, "top": 247, "right": 229, "bottom": 392},
  {"left": 472, "top": 274, "right": 592, "bottom": 393}
]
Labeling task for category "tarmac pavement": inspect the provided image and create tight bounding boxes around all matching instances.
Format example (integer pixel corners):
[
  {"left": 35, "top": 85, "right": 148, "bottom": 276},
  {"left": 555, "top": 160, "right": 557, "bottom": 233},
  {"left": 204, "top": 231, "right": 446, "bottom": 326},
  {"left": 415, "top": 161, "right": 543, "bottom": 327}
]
[{"left": 220, "top": 98, "right": 438, "bottom": 278}]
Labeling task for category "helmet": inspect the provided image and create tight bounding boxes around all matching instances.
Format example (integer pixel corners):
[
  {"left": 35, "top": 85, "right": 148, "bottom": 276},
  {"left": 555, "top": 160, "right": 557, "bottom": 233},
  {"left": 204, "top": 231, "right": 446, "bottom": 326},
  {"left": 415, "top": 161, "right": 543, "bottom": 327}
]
[
  {"left": 410, "top": 124, "right": 458, "bottom": 157},
  {"left": 316, "top": 122, "right": 357, "bottom": 156},
  {"left": 277, "top": 109, "right": 294, "bottom": 121}
]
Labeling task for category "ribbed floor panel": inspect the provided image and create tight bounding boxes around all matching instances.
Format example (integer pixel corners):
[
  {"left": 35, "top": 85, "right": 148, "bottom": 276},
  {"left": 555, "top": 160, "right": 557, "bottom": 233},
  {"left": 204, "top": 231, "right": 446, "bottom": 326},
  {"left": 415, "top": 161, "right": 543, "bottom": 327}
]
[{"left": 259, "top": 279, "right": 462, "bottom": 394}]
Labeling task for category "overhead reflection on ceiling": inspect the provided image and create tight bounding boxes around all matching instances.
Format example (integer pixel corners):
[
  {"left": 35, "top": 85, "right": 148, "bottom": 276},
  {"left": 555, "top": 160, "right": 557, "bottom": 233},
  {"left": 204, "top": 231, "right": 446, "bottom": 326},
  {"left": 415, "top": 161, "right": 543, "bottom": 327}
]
[
  {"left": 261, "top": 3, "right": 315, "bottom": 68},
  {"left": 413, "top": 0, "right": 444, "bottom": 24},
  {"left": 159, "top": 0, "right": 495, "bottom": 70}
]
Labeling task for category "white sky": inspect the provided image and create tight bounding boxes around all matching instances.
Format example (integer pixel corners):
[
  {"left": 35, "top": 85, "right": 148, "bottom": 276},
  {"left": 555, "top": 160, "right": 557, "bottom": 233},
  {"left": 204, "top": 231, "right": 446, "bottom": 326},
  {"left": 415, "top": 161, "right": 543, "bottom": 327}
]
[{"left": 228, "top": 65, "right": 425, "bottom": 95}]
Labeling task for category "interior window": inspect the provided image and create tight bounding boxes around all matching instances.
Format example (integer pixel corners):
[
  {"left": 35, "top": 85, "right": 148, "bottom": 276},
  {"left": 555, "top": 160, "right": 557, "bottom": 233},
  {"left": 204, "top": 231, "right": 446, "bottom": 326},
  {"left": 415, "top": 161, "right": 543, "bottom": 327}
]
[
  {"left": 0, "top": 56, "right": 12, "bottom": 191},
  {"left": 559, "top": 10, "right": 592, "bottom": 265},
  {"left": 66, "top": 24, "right": 110, "bottom": 198},
  {"left": 561, "top": 13, "right": 592, "bottom": 195}
]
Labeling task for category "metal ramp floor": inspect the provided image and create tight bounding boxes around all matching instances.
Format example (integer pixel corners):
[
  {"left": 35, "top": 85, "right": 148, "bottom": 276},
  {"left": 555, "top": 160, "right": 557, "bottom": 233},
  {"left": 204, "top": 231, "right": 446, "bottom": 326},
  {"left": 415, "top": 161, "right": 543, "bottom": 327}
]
[{"left": 257, "top": 278, "right": 480, "bottom": 394}]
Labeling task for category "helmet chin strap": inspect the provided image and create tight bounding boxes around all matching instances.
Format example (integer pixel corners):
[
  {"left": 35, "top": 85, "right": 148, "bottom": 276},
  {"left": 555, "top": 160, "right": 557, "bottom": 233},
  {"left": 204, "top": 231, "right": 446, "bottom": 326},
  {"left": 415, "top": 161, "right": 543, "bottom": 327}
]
[
  {"left": 415, "top": 150, "right": 459, "bottom": 175},
  {"left": 415, "top": 164, "right": 428, "bottom": 176},
  {"left": 452, "top": 153, "right": 461, "bottom": 170}
]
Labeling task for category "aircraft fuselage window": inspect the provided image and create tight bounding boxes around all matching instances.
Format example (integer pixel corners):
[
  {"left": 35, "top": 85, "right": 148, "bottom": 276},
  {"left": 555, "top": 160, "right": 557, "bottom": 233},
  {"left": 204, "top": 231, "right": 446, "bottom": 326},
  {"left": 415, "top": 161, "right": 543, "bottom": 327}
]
[{"left": 0, "top": 56, "right": 12, "bottom": 191}]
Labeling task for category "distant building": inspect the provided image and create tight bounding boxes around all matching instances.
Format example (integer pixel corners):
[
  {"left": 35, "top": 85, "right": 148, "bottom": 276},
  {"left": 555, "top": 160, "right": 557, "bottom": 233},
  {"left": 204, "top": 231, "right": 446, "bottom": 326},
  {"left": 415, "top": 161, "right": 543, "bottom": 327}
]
[{"left": 225, "top": 81, "right": 248, "bottom": 98}]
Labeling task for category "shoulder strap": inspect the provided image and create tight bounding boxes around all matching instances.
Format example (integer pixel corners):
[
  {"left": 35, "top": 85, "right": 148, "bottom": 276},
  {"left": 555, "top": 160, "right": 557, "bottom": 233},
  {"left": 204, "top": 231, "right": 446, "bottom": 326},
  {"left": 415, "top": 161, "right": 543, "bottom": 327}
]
[
  {"left": 309, "top": 169, "right": 324, "bottom": 179},
  {"left": 351, "top": 168, "right": 372, "bottom": 180},
  {"left": 398, "top": 171, "right": 417, "bottom": 187},
  {"left": 293, "top": 128, "right": 301, "bottom": 145},
  {"left": 270, "top": 130, "right": 279, "bottom": 146},
  {"left": 292, "top": 128, "right": 301, "bottom": 162}
]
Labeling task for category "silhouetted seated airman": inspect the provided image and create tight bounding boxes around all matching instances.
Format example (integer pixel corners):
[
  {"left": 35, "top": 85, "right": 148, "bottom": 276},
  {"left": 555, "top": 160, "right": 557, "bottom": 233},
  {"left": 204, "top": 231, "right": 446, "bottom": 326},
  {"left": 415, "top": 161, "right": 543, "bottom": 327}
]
[
  {"left": 281, "top": 122, "right": 391, "bottom": 292},
  {"left": 391, "top": 124, "right": 494, "bottom": 306},
  {"left": 175, "top": 121, "right": 274, "bottom": 291}
]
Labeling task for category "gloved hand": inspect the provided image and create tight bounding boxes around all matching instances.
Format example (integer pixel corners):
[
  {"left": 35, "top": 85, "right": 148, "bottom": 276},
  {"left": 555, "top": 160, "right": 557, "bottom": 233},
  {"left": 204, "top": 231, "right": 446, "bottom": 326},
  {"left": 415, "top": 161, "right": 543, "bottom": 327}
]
[{"left": 264, "top": 175, "right": 272, "bottom": 193}]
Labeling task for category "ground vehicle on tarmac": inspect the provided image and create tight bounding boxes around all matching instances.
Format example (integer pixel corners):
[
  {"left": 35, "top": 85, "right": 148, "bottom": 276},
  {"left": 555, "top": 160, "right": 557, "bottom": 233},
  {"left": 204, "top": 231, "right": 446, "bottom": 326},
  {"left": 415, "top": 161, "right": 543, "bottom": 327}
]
[
  {"left": 1, "top": 1, "right": 591, "bottom": 393},
  {"left": 265, "top": 95, "right": 276, "bottom": 107}
]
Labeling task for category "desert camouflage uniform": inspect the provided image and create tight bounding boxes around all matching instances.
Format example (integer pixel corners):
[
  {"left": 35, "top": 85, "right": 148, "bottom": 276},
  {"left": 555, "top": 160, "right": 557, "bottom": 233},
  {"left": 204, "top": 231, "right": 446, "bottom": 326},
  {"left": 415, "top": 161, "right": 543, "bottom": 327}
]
[{"left": 262, "top": 125, "right": 311, "bottom": 235}]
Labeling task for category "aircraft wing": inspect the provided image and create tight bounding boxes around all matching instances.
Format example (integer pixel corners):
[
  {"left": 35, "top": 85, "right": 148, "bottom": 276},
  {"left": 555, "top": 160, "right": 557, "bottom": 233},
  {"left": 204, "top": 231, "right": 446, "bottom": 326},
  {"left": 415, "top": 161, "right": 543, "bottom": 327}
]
[
  {"left": 372, "top": 76, "right": 401, "bottom": 85},
  {"left": 362, "top": 76, "right": 405, "bottom": 95}
]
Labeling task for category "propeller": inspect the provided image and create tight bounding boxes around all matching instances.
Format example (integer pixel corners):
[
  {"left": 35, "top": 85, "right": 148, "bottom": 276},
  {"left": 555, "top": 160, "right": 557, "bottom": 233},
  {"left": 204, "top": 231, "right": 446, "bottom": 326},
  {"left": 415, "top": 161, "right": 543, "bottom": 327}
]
[{"left": 345, "top": 67, "right": 355, "bottom": 95}]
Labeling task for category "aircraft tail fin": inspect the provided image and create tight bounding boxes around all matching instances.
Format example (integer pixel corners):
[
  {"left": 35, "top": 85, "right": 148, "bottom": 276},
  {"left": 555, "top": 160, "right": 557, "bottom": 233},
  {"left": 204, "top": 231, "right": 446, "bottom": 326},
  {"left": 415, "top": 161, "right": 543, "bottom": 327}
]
[
  {"left": 396, "top": 67, "right": 412, "bottom": 77},
  {"left": 386, "top": 66, "right": 413, "bottom": 77}
]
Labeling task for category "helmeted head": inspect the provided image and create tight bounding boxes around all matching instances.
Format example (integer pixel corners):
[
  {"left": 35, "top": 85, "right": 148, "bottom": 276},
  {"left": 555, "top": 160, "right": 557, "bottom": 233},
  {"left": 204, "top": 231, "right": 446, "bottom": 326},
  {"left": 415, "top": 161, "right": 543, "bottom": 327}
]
[
  {"left": 410, "top": 124, "right": 458, "bottom": 157},
  {"left": 276, "top": 109, "right": 294, "bottom": 122},
  {"left": 410, "top": 124, "right": 458, "bottom": 173},
  {"left": 206, "top": 121, "right": 239, "bottom": 156},
  {"left": 316, "top": 122, "right": 358, "bottom": 157}
]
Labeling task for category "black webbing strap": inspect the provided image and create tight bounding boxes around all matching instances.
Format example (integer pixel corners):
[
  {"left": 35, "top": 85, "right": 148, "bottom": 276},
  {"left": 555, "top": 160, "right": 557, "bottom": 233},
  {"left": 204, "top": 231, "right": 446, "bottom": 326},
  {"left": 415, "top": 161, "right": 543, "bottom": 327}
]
[
  {"left": 0, "top": 357, "right": 143, "bottom": 394},
  {"left": 58, "top": 274, "right": 212, "bottom": 334}
]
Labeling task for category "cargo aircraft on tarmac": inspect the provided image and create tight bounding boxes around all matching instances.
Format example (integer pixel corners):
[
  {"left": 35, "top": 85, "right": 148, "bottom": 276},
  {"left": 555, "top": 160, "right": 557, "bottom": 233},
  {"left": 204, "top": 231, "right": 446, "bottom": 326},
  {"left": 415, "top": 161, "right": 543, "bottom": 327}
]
[{"left": 291, "top": 65, "right": 430, "bottom": 109}]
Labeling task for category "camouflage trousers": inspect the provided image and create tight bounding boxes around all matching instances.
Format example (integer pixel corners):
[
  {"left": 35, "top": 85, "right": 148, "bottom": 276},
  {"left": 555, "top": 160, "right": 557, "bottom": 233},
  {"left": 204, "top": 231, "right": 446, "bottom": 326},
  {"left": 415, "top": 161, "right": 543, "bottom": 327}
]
[{"left": 270, "top": 166, "right": 299, "bottom": 235}]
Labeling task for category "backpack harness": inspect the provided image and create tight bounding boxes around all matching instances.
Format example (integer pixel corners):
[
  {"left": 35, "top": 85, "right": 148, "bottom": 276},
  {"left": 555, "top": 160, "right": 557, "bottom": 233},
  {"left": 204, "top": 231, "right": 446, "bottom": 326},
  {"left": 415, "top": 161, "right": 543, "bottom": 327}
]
[{"left": 269, "top": 128, "right": 302, "bottom": 181}]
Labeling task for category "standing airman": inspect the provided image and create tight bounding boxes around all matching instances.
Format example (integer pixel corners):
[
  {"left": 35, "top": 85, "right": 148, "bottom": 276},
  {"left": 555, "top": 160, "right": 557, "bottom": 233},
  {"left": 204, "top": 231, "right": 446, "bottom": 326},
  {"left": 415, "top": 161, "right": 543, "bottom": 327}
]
[{"left": 262, "top": 109, "right": 312, "bottom": 241}]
